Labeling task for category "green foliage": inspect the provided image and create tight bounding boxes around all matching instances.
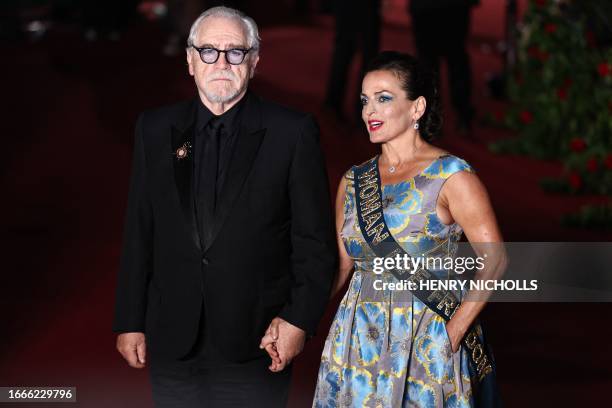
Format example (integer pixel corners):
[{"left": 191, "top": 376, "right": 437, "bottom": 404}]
[
  {"left": 562, "top": 203, "right": 612, "bottom": 229},
  {"left": 490, "top": 0, "right": 612, "bottom": 194},
  {"left": 489, "top": 0, "right": 612, "bottom": 227},
  {"left": 540, "top": 177, "right": 572, "bottom": 193}
]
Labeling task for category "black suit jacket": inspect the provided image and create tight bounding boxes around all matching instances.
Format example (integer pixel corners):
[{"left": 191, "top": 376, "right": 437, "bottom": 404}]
[{"left": 113, "top": 92, "right": 337, "bottom": 361}]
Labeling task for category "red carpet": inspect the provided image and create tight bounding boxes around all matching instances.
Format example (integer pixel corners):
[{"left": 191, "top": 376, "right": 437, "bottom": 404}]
[{"left": 1, "top": 3, "right": 611, "bottom": 407}]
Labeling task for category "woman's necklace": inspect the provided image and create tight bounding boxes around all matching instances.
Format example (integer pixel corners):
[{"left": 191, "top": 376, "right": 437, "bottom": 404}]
[{"left": 385, "top": 144, "right": 422, "bottom": 174}]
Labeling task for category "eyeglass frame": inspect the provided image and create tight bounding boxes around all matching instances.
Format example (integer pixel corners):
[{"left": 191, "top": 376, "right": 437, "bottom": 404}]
[{"left": 190, "top": 45, "right": 254, "bottom": 65}]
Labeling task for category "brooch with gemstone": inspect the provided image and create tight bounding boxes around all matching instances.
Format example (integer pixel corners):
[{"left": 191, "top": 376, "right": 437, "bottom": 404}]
[{"left": 174, "top": 142, "right": 192, "bottom": 160}]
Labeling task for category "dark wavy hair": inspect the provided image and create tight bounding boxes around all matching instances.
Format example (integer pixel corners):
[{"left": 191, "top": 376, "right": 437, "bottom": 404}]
[{"left": 364, "top": 51, "right": 442, "bottom": 142}]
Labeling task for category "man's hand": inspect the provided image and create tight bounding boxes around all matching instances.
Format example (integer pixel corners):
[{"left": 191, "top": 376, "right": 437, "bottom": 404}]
[
  {"left": 116, "top": 332, "right": 146, "bottom": 368},
  {"left": 259, "top": 317, "right": 305, "bottom": 372},
  {"left": 259, "top": 320, "right": 282, "bottom": 371}
]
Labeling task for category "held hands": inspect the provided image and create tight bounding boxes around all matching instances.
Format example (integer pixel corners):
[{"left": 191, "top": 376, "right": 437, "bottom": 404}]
[
  {"left": 116, "top": 332, "right": 146, "bottom": 368},
  {"left": 259, "top": 317, "right": 305, "bottom": 372}
]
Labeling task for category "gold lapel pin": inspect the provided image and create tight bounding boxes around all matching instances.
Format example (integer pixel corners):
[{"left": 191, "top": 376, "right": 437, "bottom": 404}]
[{"left": 174, "top": 142, "right": 192, "bottom": 160}]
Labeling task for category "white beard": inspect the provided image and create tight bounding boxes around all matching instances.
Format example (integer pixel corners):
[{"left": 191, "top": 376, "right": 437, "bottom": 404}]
[
  {"left": 204, "top": 69, "right": 247, "bottom": 103},
  {"left": 203, "top": 85, "right": 242, "bottom": 103}
]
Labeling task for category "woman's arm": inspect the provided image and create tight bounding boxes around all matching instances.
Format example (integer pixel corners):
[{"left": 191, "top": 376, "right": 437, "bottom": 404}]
[
  {"left": 330, "top": 176, "right": 355, "bottom": 298},
  {"left": 437, "top": 171, "right": 507, "bottom": 352}
]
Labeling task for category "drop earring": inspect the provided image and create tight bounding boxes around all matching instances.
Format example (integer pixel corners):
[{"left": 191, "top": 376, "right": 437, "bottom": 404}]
[{"left": 413, "top": 121, "right": 419, "bottom": 130}]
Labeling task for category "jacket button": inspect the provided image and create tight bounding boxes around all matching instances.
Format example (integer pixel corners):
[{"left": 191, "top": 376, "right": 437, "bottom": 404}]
[{"left": 201, "top": 257, "right": 209, "bottom": 265}]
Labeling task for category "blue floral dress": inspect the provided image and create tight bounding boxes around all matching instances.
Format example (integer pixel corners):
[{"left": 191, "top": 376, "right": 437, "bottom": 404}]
[{"left": 313, "top": 154, "right": 476, "bottom": 408}]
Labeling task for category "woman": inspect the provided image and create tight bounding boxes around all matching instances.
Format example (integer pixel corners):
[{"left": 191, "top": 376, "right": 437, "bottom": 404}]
[{"left": 313, "top": 51, "right": 505, "bottom": 407}]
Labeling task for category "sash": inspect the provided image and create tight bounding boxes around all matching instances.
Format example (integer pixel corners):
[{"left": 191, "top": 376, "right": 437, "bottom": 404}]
[{"left": 352, "top": 156, "right": 502, "bottom": 408}]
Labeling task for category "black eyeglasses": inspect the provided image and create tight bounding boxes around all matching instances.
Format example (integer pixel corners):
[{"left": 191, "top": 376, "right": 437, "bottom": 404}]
[{"left": 191, "top": 46, "right": 253, "bottom": 65}]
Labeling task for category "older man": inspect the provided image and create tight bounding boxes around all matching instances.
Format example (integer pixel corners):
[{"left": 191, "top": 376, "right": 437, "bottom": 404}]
[{"left": 113, "top": 6, "right": 336, "bottom": 407}]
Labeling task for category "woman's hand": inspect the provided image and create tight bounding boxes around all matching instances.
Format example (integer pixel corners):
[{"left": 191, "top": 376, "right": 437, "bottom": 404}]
[{"left": 445, "top": 319, "right": 467, "bottom": 353}]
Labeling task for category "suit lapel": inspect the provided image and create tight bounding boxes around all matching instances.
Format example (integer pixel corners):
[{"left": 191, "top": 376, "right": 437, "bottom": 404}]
[
  {"left": 205, "top": 93, "right": 265, "bottom": 251},
  {"left": 171, "top": 99, "right": 202, "bottom": 251}
]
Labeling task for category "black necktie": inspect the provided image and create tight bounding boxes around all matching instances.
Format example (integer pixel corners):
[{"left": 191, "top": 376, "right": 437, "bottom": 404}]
[{"left": 200, "top": 119, "right": 222, "bottom": 243}]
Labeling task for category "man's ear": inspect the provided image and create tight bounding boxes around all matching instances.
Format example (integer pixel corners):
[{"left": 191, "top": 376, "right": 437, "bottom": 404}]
[
  {"left": 249, "top": 54, "right": 260, "bottom": 79},
  {"left": 186, "top": 49, "right": 195, "bottom": 77}
]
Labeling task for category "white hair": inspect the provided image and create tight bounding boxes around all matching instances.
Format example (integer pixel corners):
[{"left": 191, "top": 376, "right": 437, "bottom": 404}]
[{"left": 186, "top": 6, "right": 260, "bottom": 55}]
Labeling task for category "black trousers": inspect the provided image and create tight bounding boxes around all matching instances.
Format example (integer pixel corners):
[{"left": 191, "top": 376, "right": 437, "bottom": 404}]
[
  {"left": 149, "top": 302, "right": 291, "bottom": 407},
  {"left": 149, "top": 354, "right": 292, "bottom": 408},
  {"left": 411, "top": 5, "right": 475, "bottom": 125}
]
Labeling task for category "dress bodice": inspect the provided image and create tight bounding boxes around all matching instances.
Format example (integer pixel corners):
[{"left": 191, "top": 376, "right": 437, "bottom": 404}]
[{"left": 341, "top": 154, "right": 474, "bottom": 270}]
